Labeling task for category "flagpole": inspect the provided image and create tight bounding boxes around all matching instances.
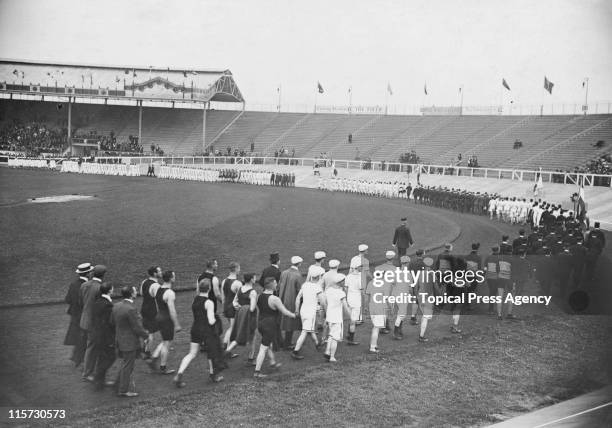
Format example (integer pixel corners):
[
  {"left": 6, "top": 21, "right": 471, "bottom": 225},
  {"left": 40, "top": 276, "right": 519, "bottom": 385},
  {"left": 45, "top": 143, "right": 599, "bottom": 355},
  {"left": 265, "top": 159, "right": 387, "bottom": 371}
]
[
  {"left": 385, "top": 83, "right": 388, "bottom": 116},
  {"left": 277, "top": 84, "right": 282, "bottom": 112},
  {"left": 459, "top": 85, "right": 464, "bottom": 116},
  {"left": 583, "top": 77, "right": 589, "bottom": 115},
  {"left": 348, "top": 86, "right": 352, "bottom": 115},
  {"left": 540, "top": 78, "right": 545, "bottom": 116},
  {"left": 314, "top": 86, "right": 318, "bottom": 114}
]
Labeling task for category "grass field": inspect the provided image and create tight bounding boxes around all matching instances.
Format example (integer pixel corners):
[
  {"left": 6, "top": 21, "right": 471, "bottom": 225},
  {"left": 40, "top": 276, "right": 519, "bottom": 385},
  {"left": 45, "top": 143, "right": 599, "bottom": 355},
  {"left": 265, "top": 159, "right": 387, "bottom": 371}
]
[{"left": 0, "top": 167, "right": 611, "bottom": 427}]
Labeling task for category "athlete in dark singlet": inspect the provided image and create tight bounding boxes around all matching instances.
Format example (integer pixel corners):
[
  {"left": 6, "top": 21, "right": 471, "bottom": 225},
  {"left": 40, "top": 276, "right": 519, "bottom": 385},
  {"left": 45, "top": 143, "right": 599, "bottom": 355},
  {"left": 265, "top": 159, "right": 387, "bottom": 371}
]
[
  {"left": 253, "top": 277, "right": 296, "bottom": 378},
  {"left": 140, "top": 266, "right": 162, "bottom": 358},
  {"left": 174, "top": 278, "right": 225, "bottom": 386}
]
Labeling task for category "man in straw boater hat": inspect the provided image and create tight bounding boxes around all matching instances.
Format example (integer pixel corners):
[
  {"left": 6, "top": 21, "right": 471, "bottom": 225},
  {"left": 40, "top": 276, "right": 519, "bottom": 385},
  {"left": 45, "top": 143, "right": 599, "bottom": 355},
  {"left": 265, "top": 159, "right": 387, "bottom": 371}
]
[
  {"left": 80, "top": 264, "right": 108, "bottom": 381},
  {"left": 64, "top": 262, "right": 94, "bottom": 367},
  {"left": 292, "top": 265, "right": 326, "bottom": 360}
]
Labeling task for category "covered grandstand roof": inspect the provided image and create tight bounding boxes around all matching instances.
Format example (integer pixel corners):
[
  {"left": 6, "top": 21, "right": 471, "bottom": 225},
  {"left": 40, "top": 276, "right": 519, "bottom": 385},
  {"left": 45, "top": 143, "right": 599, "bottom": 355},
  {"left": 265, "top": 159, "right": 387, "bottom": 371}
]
[{"left": 0, "top": 59, "right": 244, "bottom": 103}]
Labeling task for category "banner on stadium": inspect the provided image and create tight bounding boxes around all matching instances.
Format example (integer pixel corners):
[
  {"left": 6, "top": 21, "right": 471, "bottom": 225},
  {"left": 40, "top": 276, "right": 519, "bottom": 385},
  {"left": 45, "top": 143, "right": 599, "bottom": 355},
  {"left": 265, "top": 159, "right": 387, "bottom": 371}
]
[
  {"left": 315, "top": 105, "right": 385, "bottom": 114},
  {"left": 420, "top": 106, "right": 462, "bottom": 115}
]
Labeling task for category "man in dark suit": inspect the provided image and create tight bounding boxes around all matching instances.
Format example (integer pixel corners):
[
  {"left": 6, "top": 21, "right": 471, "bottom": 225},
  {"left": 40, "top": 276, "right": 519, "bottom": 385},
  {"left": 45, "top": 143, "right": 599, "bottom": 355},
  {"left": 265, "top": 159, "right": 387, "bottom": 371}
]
[
  {"left": 259, "top": 252, "right": 281, "bottom": 292},
  {"left": 91, "top": 282, "right": 115, "bottom": 390},
  {"left": 392, "top": 218, "right": 414, "bottom": 258},
  {"left": 112, "top": 286, "right": 149, "bottom": 397},
  {"left": 64, "top": 262, "right": 93, "bottom": 367},
  {"left": 79, "top": 265, "right": 107, "bottom": 381}
]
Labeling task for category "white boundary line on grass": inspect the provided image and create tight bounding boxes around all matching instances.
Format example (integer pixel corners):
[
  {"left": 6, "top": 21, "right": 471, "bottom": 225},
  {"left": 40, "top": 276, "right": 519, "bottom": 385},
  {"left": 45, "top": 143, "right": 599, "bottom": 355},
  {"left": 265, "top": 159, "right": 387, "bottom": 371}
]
[{"left": 532, "top": 401, "right": 612, "bottom": 427}]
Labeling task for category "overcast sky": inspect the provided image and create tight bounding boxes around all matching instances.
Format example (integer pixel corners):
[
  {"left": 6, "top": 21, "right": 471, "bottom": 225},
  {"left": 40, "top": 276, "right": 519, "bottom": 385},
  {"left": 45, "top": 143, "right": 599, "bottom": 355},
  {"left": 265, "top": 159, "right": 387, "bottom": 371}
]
[{"left": 1, "top": 0, "right": 611, "bottom": 111}]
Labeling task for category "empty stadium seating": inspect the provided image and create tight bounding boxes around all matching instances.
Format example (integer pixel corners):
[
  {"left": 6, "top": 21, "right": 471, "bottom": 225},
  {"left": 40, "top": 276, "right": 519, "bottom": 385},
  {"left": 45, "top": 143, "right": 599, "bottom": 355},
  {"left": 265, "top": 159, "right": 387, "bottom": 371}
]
[{"left": 2, "top": 99, "right": 612, "bottom": 172}]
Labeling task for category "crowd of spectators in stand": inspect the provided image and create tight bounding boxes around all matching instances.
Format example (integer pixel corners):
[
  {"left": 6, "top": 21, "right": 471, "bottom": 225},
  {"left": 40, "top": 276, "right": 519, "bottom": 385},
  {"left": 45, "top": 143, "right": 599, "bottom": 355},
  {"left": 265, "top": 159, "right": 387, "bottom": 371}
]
[
  {"left": 398, "top": 150, "right": 420, "bottom": 164},
  {"left": 74, "top": 130, "right": 143, "bottom": 155},
  {"left": 0, "top": 122, "right": 66, "bottom": 155},
  {"left": 149, "top": 144, "right": 164, "bottom": 156},
  {"left": 467, "top": 155, "right": 479, "bottom": 167}
]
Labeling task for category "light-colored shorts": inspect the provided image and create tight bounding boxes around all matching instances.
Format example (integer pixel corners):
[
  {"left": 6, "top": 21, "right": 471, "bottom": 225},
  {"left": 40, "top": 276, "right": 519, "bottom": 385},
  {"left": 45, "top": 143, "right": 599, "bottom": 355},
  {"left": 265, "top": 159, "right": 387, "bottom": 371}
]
[
  {"left": 370, "top": 314, "right": 386, "bottom": 328},
  {"left": 421, "top": 300, "right": 433, "bottom": 320},
  {"left": 349, "top": 306, "right": 361, "bottom": 322},
  {"left": 301, "top": 316, "right": 316, "bottom": 332},
  {"left": 327, "top": 322, "right": 343, "bottom": 342}
]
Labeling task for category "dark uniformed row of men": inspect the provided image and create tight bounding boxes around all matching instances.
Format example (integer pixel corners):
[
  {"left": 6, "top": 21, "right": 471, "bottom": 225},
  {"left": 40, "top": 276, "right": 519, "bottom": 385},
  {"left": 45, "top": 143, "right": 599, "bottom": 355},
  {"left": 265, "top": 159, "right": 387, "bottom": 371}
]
[
  {"left": 270, "top": 171, "right": 295, "bottom": 187},
  {"left": 412, "top": 186, "right": 491, "bottom": 214}
]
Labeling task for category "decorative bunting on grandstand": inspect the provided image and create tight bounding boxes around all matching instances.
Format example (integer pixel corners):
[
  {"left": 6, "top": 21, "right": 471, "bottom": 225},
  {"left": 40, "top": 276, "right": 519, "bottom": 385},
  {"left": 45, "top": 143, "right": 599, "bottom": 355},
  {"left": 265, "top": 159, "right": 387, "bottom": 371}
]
[
  {"left": 502, "top": 78, "right": 511, "bottom": 90},
  {"left": 544, "top": 76, "right": 554, "bottom": 94},
  {"left": 317, "top": 81, "right": 324, "bottom": 93}
]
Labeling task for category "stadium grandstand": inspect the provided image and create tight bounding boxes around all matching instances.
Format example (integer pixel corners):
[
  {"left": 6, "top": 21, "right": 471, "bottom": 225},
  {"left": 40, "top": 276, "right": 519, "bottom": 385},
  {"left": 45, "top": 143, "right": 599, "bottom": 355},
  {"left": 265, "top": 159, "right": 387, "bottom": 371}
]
[{"left": 1, "top": 59, "right": 612, "bottom": 174}]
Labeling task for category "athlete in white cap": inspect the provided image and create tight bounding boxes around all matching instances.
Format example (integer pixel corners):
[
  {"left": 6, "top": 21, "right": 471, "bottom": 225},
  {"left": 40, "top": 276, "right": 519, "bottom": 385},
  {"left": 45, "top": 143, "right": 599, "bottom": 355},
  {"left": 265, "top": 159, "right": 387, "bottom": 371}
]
[
  {"left": 365, "top": 250, "right": 396, "bottom": 353},
  {"left": 292, "top": 266, "right": 326, "bottom": 360},
  {"left": 324, "top": 273, "right": 350, "bottom": 362},
  {"left": 350, "top": 244, "right": 371, "bottom": 325},
  {"left": 345, "top": 258, "right": 362, "bottom": 345}
]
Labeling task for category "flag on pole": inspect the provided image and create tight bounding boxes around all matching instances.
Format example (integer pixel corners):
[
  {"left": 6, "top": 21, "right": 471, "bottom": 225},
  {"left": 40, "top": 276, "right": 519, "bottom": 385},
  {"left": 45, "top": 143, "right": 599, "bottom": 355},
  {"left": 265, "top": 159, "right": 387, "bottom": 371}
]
[
  {"left": 544, "top": 76, "right": 554, "bottom": 94},
  {"left": 459, "top": 87, "right": 462, "bottom": 93},
  {"left": 502, "top": 78, "right": 511, "bottom": 90},
  {"left": 387, "top": 82, "right": 393, "bottom": 95},
  {"left": 317, "top": 82, "right": 324, "bottom": 93},
  {"left": 424, "top": 83, "right": 428, "bottom": 95},
  {"left": 348, "top": 86, "right": 351, "bottom": 93},
  {"left": 577, "top": 178, "right": 587, "bottom": 218},
  {"left": 535, "top": 168, "right": 544, "bottom": 194}
]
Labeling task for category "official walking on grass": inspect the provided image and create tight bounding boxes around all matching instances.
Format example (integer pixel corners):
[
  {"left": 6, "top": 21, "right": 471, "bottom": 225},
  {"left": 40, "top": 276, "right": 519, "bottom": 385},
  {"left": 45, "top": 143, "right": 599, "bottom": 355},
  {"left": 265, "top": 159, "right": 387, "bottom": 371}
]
[
  {"left": 64, "top": 262, "right": 93, "bottom": 367},
  {"left": 112, "top": 286, "right": 149, "bottom": 397}
]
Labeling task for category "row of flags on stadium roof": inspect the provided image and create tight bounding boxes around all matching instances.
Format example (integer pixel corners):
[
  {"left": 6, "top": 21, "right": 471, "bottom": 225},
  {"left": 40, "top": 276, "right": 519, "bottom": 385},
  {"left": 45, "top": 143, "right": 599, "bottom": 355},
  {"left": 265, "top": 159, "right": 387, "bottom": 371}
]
[{"left": 313, "top": 76, "right": 567, "bottom": 96}]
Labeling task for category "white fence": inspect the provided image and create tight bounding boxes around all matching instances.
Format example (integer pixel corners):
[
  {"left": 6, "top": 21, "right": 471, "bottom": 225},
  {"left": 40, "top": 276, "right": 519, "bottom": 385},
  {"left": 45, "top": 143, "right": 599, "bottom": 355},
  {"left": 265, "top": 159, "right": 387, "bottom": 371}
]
[
  {"left": 8, "top": 158, "right": 57, "bottom": 168},
  {"left": 94, "top": 155, "right": 612, "bottom": 188},
  {"left": 60, "top": 161, "right": 140, "bottom": 176}
]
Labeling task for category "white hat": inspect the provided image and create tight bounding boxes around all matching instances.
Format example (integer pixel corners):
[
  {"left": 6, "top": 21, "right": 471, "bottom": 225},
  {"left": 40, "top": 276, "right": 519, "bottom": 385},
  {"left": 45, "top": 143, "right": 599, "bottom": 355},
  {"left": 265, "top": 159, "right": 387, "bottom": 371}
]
[
  {"left": 385, "top": 250, "right": 396, "bottom": 259},
  {"left": 307, "top": 265, "right": 325, "bottom": 279},
  {"left": 291, "top": 256, "right": 303, "bottom": 264},
  {"left": 76, "top": 262, "right": 94, "bottom": 274},
  {"left": 333, "top": 273, "right": 346, "bottom": 283},
  {"left": 358, "top": 244, "right": 368, "bottom": 252},
  {"left": 314, "top": 251, "right": 326, "bottom": 260},
  {"left": 349, "top": 258, "right": 362, "bottom": 269},
  {"left": 328, "top": 259, "right": 340, "bottom": 269}
]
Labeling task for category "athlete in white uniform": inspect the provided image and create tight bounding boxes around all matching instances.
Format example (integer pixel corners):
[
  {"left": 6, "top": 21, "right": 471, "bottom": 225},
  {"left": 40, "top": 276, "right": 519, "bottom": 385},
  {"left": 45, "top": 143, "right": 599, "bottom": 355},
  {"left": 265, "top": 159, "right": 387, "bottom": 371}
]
[{"left": 291, "top": 266, "right": 325, "bottom": 359}]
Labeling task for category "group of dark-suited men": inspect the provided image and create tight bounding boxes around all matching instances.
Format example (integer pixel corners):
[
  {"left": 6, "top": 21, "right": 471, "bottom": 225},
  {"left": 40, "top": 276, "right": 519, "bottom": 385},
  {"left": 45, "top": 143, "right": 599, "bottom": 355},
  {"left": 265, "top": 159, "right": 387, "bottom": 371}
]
[{"left": 64, "top": 264, "right": 147, "bottom": 397}]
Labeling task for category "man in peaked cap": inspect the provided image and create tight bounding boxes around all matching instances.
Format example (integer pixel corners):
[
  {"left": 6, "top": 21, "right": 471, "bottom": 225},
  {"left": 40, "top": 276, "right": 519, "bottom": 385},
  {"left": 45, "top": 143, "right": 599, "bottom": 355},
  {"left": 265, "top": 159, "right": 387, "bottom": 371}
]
[
  {"left": 64, "top": 262, "right": 94, "bottom": 367},
  {"left": 278, "top": 256, "right": 304, "bottom": 350},
  {"left": 393, "top": 218, "right": 414, "bottom": 259},
  {"left": 259, "top": 252, "right": 281, "bottom": 292}
]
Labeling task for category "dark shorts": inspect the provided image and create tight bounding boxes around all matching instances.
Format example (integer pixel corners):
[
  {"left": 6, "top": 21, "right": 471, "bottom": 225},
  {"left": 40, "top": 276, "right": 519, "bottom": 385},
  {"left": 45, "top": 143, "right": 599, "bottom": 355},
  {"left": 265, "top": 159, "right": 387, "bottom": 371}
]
[
  {"left": 190, "top": 325, "right": 210, "bottom": 344},
  {"left": 498, "top": 278, "right": 513, "bottom": 291},
  {"left": 223, "top": 306, "right": 236, "bottom": 319},
  {"left": 142, "top": 317, "right": 159, "bottom": 333},
  {"left": 258, "top": 318, "right": 277, "bottom": 347},
  {"left": 157, "top": 318, "right": 174, "bottom": 341}
]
